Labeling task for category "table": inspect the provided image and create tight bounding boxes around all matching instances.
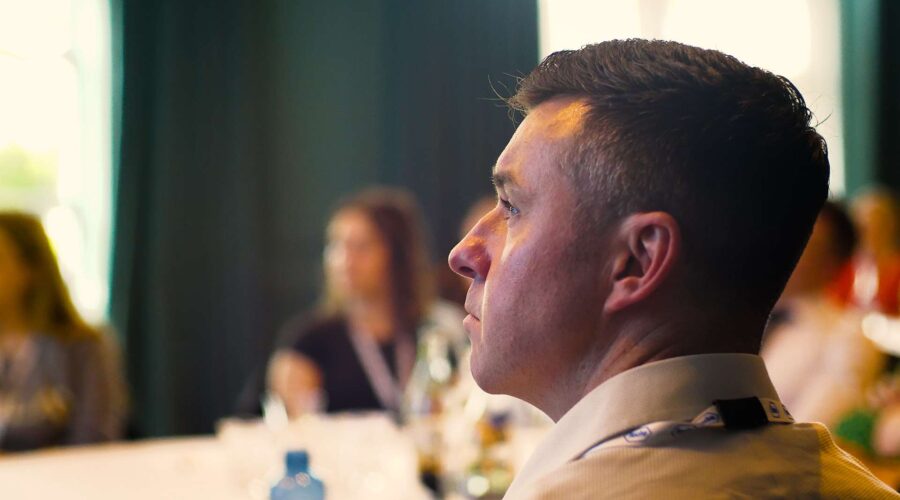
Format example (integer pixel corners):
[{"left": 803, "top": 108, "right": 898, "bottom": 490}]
[
  {"left": 0, "top": 437, "right": 245, "bottom": 499},
  {"left": 0, "top": 414, "right": 435, "bottom": 500}
]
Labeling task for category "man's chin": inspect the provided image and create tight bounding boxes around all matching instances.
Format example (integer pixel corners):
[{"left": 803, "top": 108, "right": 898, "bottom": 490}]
[
  {"left": 469, "top": 353, "right": 510, "bottom": 396},
  {"left": 471, "top": 374, "right": 504, "bottom": 395}
]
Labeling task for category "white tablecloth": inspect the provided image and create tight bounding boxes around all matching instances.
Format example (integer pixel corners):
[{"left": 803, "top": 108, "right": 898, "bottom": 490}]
[
  {"left": 0, "top": 437, "right": 245, "bottom": 500},
  {"left": 0, "top": 414, "right": 435, "bottom": 500},
  {"left": 0, "top": 411, "right": 547, "bottom": 499}
]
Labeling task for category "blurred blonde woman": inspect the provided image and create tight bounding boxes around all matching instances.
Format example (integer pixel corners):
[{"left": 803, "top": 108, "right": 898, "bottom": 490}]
[
  {"left": 0, "top": 212, "right": 125, "bottom": 451},
  {"left": 267, "top": 187, "right": 465, "bottom": 417}
]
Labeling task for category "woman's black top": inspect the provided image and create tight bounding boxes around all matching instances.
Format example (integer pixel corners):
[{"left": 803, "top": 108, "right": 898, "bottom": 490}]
[{"left": 288, "top": 315, "right": 400, "bottom": 413}]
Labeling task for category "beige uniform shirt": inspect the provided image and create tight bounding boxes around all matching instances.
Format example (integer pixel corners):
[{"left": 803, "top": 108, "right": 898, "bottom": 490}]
[{"left": 503, "top": 354, "right": 898, "bottom": 499}]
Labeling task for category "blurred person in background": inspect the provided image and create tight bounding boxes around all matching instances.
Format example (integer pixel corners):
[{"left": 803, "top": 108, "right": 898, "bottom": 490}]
[
  {"left": 832, "top": 188, "right": 900, "bottom": 315},
  {"left": 821, "top": 191, "right": 900, "bottom": 484},
  {"left": 762, "top": 200, "right": 885, "bottom": 428},
  {"left": 267, "top": 187, "right": 464, "bottom": 418},
  {"left": 0, "top": 212, "right": 125, "bottom": 452}
]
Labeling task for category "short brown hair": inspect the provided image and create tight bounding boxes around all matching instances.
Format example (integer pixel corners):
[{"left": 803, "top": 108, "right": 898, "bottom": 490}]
[{"left": 510, "top": 40, "right": 829, "bottom": 314}]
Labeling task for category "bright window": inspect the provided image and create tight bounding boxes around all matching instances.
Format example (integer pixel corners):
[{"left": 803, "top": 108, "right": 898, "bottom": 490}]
[
  {"left": 0, "top": 0, "right": 112, "bottom": 322},
  {"left": 539, "top": 0, "right": 844, "bottom": 193}
]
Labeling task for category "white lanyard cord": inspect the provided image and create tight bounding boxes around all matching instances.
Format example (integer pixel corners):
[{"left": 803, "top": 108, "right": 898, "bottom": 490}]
[
  {"left": 580, "top": 397, "right": 794, "bottom": 458},
  {"left": 348, "top": 329, "right": 414, "bottom": 413}
]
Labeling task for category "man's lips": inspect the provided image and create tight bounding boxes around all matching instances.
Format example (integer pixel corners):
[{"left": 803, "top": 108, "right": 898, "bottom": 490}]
[
  {"left": 463, "top": 288, "right": 482, "bottom": 330},
  {"left": 464, "top": 294, "right": 481, "bottom": 321},
  {"left": 463, "top": 313, "right": 480, "bottom": 332}
]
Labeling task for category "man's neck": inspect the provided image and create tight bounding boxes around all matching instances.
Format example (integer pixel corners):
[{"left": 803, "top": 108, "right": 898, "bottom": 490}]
[{"left": 540, "top": 318, "right": 762, "bottom": 422}]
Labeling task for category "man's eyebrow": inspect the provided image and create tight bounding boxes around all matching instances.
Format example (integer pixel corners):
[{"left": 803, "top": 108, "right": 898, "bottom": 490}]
[{"left": 491, "top": 168, "right": 519, "bottom": 191}]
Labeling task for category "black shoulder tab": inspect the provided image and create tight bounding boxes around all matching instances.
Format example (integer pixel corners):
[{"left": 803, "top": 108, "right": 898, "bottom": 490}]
[{"left": 713, "top": 397, "right": 768, "bottom": 431}]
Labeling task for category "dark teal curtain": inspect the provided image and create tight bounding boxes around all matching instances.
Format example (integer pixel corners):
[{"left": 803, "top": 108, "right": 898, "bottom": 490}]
[
  {"left": 877, "top": 1, "right": 900, "bottom": 191},
  {"left": 841, "top": 0, "right": 900, "bottom": 195},
  {"left": 110, "top": 0, "right": 538, "bottom": 437}
]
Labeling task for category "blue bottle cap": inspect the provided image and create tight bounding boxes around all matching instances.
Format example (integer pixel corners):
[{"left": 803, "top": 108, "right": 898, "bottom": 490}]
[{"left": 286, "top": 450, "right": 309, "bottom": 474}]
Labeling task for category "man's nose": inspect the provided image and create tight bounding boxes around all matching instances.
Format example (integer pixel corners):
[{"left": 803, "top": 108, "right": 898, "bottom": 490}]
[{"left": 448, "top": 230, "right": 491, "bottom": 281}]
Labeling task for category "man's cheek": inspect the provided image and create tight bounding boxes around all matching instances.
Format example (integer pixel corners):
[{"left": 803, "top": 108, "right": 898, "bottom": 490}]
[
  {"left": 498, "top": 229, "right": 544, "bottom": 275},
  {"left": 499, "top": 222, "right": 537, "bottom": 259}
]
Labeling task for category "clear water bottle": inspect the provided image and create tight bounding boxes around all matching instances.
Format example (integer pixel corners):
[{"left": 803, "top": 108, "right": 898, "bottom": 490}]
[
  {"left": 270, "top": 450, "right": 325, "bottom": 500},
  {"left": 403, "top": 325, "right": 457, "bottom": 493}
]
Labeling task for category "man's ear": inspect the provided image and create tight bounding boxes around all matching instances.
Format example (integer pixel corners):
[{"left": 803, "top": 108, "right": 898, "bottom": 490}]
[{"left": 603, "top": 212, "right": 681, "bottom": 314}]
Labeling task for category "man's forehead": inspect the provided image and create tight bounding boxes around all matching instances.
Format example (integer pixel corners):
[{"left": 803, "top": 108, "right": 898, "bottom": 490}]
[
  {"left": 533, "top": 97, "right": 591, "bottom": 140},
  {"left": 493, "top": 97, "right": 589, "bottom": 192}
]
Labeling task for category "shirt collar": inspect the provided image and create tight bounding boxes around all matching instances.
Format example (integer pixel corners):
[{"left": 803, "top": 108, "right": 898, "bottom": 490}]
[{"left": 506, "top": 353, "right": 779, "bottom": 496}]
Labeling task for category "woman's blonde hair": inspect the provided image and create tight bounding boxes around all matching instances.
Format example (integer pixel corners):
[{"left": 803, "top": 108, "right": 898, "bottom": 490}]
[
  {"left": 0, "top": 211, "right": 97, "bottom": 339},
  {"left": 320, "top": 187, "right": 434, "bottom": 333}
]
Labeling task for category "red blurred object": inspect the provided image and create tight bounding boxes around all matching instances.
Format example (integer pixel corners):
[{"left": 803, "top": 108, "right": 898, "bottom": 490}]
[{"left": 830, "top": 256, "right": 900, "bottom": 316}]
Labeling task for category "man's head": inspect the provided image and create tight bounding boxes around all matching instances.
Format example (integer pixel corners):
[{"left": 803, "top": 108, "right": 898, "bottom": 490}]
[{"left": 449, "top": 40, "right": 829, "bottom": 418}]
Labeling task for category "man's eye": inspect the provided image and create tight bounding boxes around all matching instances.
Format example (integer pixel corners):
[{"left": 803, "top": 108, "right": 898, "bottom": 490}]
[{"left": 500, "top": 199, "right": 520, "bottom": 218}]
